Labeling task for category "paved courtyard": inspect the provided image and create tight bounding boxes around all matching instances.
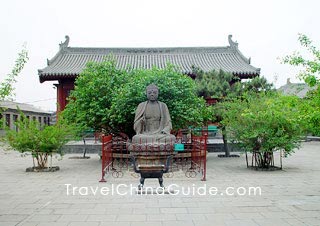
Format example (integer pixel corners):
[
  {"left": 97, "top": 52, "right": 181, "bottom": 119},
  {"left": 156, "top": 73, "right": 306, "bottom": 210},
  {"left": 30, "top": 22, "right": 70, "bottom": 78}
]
[{"left": 0, "top": 141, "right": 319, "bottom": 226}]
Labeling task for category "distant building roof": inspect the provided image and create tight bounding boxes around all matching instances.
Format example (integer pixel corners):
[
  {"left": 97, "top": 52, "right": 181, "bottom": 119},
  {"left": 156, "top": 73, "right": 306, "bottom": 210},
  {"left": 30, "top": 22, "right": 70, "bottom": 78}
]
[
  {"left": 278, "top": 79, "right": 315, "bottom": 98},
  {"left": 38, "top": 35, "right": 260, "bottom": 83},
  {"left": 0, "top": 101, "right": 52, "bottom": 114}
]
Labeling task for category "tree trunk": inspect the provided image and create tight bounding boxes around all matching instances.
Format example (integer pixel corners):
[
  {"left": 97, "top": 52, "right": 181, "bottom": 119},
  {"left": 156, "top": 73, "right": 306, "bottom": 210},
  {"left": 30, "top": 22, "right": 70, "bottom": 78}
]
[
  {"left": 222, "top": 126, "right": 230, "bottom": 157},
  {"left": 35, "top": 152, "right": 49, "bottom": 169},
  {"left": 83, "top": 137, "right": 87, "bottom": 158},
  {"left": 255, "top": 151, "right": 273, "bottom": 168}
]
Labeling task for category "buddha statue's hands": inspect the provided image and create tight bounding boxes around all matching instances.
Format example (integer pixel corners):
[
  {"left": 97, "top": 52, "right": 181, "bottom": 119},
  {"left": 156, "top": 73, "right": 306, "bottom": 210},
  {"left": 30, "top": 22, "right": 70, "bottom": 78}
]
[{"left": 141, "top": 116, "right": 145, "bottom": 125}]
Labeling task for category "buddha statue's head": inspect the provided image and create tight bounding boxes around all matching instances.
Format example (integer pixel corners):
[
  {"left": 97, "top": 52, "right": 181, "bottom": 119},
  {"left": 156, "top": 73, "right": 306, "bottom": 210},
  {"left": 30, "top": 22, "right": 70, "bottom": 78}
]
[{"left": 146, "top": 84, "right": 159, "bottom": 101}]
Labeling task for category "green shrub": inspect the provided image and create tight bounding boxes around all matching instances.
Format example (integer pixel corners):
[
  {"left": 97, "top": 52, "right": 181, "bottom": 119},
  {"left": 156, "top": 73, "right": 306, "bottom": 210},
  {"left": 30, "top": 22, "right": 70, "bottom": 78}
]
[
  {"left": 221, "top": 93, "right": 305, "bottom": 168},
  {"left": 6, "top": 114, "right": 75, "bottom": 169}
]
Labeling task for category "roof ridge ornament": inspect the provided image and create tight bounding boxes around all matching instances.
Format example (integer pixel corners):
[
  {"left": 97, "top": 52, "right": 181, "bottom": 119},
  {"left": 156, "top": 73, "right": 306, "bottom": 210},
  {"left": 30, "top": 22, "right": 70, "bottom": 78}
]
[
  {"left": 47, "top": 36, "right": 70, "bottom": 66},
  {"left": 228, "top": 34, "right": 238, "bottom": 50},
  {"left": 228, "top": 34, "right": 252, "bottom": 65},
  {"left": 59, "top": 35, "right": 70, "bottom": 50}
]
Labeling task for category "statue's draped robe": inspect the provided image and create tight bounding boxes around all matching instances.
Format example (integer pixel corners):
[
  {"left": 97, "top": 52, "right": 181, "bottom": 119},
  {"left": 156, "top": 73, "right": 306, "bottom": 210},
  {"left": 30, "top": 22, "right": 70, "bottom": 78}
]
[{"left": 132, "top": 101, "right": 175, "bottom": 144}]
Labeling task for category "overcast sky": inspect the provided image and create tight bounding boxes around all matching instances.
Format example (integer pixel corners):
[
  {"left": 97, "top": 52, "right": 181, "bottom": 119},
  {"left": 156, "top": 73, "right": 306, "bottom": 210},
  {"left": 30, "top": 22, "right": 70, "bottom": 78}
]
[{"left": 0, "top": 0, "right": 319, "bottom": 111}]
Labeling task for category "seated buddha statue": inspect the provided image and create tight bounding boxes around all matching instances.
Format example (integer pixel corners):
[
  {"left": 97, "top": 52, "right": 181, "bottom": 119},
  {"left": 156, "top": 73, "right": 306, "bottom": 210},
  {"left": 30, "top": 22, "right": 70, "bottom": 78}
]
[{"left": 131, "top": 84, "right": 176, "bottom": 146}]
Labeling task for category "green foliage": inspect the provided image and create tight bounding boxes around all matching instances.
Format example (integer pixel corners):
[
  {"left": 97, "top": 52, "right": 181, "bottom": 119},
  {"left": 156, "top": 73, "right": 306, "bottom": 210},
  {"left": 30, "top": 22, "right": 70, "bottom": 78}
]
[
  {"left": 221, "top": 93, "right": 304, "bottom": 159},
  {"left": 282, "top": 34, "right": 320, "bottom": 136},
  {"left": 299, "top": 87, "right": 320, "bottom": 136},
  {"left": 63, "top": 60, "right": 213, "bottom": 137},
  {"left": 194, "top": 68, "right": 274, "bottom": 100},
  {"left": 0, "top": 44, "right": 28, "bottom": 100},
  {"left": 194, "top": 68, "right": 240, "bottom": 99},
  {"left": 6, "top": 113, "right": 75, "bottom": 168},
  {"left": 62, "top": 59, "right": 128, "bottom": 133},
  {"left": 243, "top": 76, "right": 274, "bottom": 93},
  {"left": 282, "top": 33, "right": 320, "bottom": 87}
]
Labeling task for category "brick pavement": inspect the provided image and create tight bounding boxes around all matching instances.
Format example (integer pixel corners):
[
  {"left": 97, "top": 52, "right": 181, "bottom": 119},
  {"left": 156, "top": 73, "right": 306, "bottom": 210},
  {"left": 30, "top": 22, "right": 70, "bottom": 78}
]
[{"left": 0, "top": 142, "right": 319, "bottom": 226}]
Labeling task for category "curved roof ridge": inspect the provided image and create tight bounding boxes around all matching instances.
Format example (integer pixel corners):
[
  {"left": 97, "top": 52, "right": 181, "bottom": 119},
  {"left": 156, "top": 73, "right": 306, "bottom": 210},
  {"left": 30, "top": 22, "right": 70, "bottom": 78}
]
[{"left": 65, "top": 46, "right": 231, "bottom": 55}]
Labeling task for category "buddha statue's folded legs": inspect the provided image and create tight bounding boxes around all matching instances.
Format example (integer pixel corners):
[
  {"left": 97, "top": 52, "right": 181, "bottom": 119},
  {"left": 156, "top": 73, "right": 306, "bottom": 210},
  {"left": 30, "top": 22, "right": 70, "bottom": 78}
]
[{"left": 132, "top": 133, "right": 176, "bottom": 145}]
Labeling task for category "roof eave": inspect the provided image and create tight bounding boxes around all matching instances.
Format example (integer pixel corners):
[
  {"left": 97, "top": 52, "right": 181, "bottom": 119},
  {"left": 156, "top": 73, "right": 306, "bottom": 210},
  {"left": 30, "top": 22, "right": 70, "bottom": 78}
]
[{"left": 39, "top": 74, "right": 77, "bottom": 83}]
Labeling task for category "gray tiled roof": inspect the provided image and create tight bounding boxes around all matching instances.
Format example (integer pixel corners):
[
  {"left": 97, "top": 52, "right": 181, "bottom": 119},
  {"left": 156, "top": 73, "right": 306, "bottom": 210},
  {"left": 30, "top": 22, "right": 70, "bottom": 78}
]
[
  {"left": 38, "top": 35, "right": 260, "bottom": 83},
  {"left": 278, "top": 82, "right": 315, "bottom": 98},
  {"left": 0, "top": 101, "right": 51, "bottom": 114}
]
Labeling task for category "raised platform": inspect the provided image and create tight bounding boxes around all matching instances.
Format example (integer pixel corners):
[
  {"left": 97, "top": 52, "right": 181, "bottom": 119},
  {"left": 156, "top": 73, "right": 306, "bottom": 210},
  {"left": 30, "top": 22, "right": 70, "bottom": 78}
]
[
  {"left": 61, "top": 138, "right": 102, "bottom": 154},
  {"left": 61, "top": 137, "right": 240, "bottom": 154}
]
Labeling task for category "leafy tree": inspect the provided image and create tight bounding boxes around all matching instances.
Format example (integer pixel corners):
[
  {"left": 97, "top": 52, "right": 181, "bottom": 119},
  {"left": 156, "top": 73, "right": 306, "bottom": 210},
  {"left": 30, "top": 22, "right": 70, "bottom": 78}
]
[
  {"left": 243, "top": 76, "right": 274, "bottom": 93},
  {"left": 2, "top": 45, "right": 76, "bottom": 171},
  {"left": 194, "top": 69, "right": 240, "bottom": 157},
  {"left": 282, "top": 34, "right": 320, "bottom": 135},
  {"left": 63, "top": 60, "right": 213, "bottom": 137},
  {"left": 62, "top": 59, "right": 128, "bottom": 133},
  {"left": 194, "top": 69, "right": 240, "bottom": 99},
  {"left": 194, "top": 68, "right": 273, "bottom": 99},
  {"left": 282, "top": 33, "right": 320, "bottom": 87},
  {"left": 6, "top": 114, "right": 75, "bottom": 170},
  {"left": 0, "top": 45, "right": 28, "bottom": 130},
  {"left": 0, "top": 44, "right": 28, "bottom": 100},
  {"left": 194, "top": 68, "right": 274, "bottom": 157},
  {"left": 221, "top": 93, "right": 305, "bottom": 168}
]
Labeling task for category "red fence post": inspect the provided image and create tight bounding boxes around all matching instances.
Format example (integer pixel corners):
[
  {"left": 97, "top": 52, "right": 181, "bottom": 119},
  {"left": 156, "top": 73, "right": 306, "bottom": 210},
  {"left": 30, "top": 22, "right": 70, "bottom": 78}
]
[
  {"left": 202, "top": 135, "right": 207, "bottom": 181},
  {"left": 99, "top": 135, "right": 112, "bottom": 182}
]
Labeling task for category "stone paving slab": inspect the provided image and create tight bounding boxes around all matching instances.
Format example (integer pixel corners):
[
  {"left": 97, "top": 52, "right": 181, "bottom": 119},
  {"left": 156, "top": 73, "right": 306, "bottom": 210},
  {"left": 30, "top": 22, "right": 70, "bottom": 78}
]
[{"left": 0, "top": 142, "right": 320, "bottom": 225}]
